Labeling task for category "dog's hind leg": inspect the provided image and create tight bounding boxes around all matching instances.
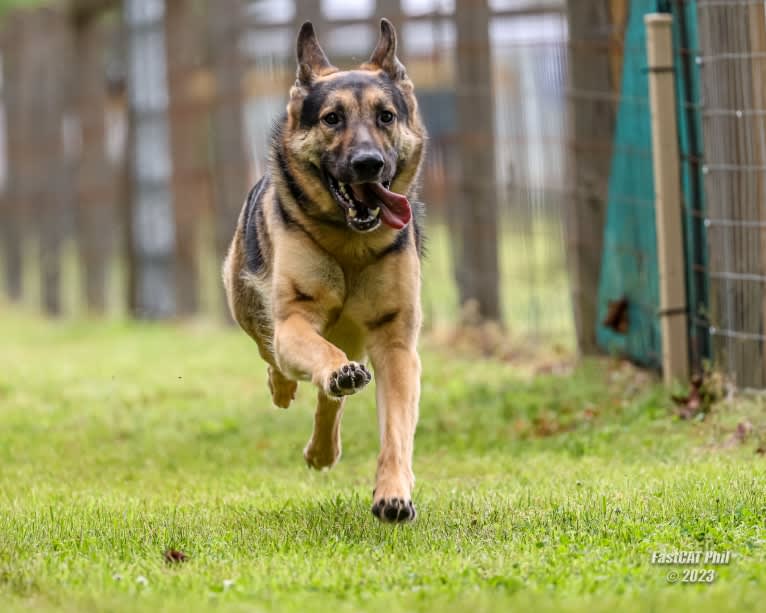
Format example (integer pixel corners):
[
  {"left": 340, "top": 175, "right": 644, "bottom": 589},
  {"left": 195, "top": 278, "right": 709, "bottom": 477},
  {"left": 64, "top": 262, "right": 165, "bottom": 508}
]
[
  {"left": 303, "top": 390, "right": 345, "bottom": 470},
  {"left": 268, "top": 365, "right": 297, "bottom": 409}
]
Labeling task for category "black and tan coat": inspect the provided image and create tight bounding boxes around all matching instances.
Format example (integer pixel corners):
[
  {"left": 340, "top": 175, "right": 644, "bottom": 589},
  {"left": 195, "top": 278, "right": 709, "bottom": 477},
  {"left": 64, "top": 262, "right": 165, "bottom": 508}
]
[{"left": 223, "top": 19, "right": 426, "bottom": 522}]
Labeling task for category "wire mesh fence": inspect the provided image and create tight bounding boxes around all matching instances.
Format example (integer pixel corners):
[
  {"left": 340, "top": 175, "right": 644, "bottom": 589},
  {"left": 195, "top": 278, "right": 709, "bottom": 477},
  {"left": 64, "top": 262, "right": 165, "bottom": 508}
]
[
  {"left": 696, "top": 0, "right": 766, "bottom": 389},
  {"left": 0, "top": 0, "right": 575, "bottom": 351},
  {"left": 566, "top": 0, "right": 707, "bottom": 375},
  {"left": 3, "top": 0, "right": 766, "bottom": 385},
  {"left": 571, "top": 0, "right": 664, "bottom": 367}
]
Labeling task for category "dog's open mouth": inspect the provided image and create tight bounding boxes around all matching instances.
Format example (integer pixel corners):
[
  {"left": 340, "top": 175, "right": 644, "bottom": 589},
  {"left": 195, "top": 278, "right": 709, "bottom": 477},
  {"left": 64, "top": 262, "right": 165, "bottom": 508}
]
[{"left": 326, "top": 174, "right": 412, "bottom": 233}]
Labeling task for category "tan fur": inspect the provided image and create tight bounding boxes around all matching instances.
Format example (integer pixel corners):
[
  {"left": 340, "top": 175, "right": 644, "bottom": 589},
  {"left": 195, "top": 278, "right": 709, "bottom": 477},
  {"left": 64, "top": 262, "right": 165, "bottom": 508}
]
[{"left": 223, "top": 19, "right": 425, "bottom": 522}]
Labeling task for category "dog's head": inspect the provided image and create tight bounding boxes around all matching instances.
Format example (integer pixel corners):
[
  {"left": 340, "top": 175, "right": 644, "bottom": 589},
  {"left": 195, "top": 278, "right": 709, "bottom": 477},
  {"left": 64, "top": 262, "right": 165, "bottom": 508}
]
[{"left": 281, "top": 19, "right": 425, "bottom": 233}]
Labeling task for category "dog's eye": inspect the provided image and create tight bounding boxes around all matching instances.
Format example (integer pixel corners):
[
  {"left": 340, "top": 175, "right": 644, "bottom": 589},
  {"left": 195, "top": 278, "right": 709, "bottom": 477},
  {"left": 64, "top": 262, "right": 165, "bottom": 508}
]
[
  {"left": 379, "top": 110, "right": 395, "bottom": 125},
  {"left": 323, "top": 112, "right": 340, "bottom": 126}
]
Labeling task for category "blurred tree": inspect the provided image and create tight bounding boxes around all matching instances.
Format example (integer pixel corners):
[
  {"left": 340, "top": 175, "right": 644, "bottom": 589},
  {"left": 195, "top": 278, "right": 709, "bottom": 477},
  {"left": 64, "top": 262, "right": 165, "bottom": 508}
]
[
  {"left": 124, "top": 0, "right": 177, "bottom": 318},
  {"left": 453, "top": 0, "right": 502, "bottom": 323}
]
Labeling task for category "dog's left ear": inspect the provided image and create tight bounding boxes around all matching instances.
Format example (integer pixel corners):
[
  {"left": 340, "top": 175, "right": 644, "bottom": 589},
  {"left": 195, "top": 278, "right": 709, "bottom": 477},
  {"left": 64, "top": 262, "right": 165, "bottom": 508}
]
[{"left": 367, "top": 18, "right": 407, "bottom": 81}]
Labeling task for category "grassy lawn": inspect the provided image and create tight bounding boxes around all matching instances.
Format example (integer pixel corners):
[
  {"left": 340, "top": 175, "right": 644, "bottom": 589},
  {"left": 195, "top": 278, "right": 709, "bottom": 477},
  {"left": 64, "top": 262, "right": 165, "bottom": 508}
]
[{"left": 1, "top": 308, "right": 766, "bottom": 612}]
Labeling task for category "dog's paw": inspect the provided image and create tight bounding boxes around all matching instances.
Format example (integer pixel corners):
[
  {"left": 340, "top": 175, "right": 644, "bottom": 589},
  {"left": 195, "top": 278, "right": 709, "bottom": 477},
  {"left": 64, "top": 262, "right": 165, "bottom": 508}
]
[
  {"left": 268, "top": 367, "right": 297, "bottom": 409},
  {"left": 270, "top": 381, "right": 297, "bottom": 409},
  {"left": 371, "top": 496, "right": 416, "bottom": 523},
  {"left": 303, "top": 441, "right": 340, "bottom": 470},
  {"left": 327, "top": 362, "right": 371, "bottom": 397}
]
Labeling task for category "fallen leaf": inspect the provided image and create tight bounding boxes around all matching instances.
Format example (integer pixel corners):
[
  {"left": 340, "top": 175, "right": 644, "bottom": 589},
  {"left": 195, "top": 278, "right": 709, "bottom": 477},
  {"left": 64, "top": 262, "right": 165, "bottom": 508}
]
[
  {"left": 673, "top": 374, "right": 705, "bottom": 419},
  {"left": 164, "top": 549, "right": 188, "bottom": 564},
  {"left": 723, "top": 420, "right": 752, "bottom": 448}
]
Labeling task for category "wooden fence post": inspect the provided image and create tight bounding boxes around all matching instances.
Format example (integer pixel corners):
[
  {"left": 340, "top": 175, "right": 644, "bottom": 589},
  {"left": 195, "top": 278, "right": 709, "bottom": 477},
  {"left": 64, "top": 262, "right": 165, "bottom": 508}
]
[
  {"left": 167, "top": 0, "right": 210, "bottom": 316},
  {"left": 453, "top": 0, "right": 502, "bottom": 323},
  {"left": 76, "top": 13, "right": 115, "bottom": 314},
  {"left": 565, "top": 0, "right": 621, "bottom": 354},
  {"left": 208, "top": 0, "right": 248, "bottom": 320},
  {"left": 1, "top": 14, "right": 25, "bottom": 302},
  {"left": 646, "top": 14, "right": 689, "bottom": 385},
  {"left": 9, "top": 7, "right": 75, "bottom": 317},
  {"left": 39, "top": 8, "right": 76, "bottom": 317},
  {"left": 124, "top": 0, "right": 177, "bottom": 318}
]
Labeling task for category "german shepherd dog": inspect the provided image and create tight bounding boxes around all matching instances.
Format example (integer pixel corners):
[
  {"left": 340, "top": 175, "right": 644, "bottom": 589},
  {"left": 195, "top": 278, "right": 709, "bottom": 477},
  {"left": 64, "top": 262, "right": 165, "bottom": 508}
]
[{"left": 223, "top": 19, "right": 425, "bottom": 522}]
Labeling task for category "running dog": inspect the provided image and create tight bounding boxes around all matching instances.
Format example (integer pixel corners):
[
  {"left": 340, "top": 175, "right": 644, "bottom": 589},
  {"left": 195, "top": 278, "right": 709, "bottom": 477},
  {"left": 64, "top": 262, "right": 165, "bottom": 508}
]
[{"left": 223, "top": 19, "right": 426, "bottom": 522}]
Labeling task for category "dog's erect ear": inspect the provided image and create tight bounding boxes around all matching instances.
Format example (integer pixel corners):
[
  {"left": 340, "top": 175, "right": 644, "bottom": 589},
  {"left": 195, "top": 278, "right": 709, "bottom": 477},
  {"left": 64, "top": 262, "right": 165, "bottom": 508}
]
[
  {"left": 368, "top": 18, "right": 407, "bottom": 81},
  {"left": 296, "top": 22, "right": 335, "bottom": 85}
]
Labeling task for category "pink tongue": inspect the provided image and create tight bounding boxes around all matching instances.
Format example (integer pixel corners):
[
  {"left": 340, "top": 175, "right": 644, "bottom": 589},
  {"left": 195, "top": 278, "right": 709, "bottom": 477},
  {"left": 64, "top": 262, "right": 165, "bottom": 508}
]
[{"left": 349, "top": 183, "right": 411, "bottom": 229}]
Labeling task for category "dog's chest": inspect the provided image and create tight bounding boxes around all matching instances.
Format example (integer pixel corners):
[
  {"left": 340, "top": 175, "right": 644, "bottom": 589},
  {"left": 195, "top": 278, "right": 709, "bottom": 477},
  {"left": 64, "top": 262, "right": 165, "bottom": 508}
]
[
  {"left": 324, "top": 312, "right": 366, "bottom": 362},
  {"left": 320, "top": 268, "right": 396, "bottom": 360}
]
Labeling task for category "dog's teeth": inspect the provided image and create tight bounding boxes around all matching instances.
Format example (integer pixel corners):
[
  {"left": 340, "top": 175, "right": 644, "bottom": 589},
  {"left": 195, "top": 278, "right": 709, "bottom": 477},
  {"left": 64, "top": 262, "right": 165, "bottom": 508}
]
[
  {"left": 370, "top": 207, "right": 380, "bottom": 217},
  {"left": 348, "top": 207, "right": 357, "bottom": 218}
]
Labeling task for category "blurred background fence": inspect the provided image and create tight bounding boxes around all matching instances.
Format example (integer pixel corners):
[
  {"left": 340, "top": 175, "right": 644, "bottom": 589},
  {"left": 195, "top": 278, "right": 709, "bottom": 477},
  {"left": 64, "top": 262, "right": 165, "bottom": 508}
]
[
  {"left": 0, "top": 0, "right": 575, "bottom": 345},
  {"left": 696, "top": 0, "right": 766, "bottom": 389},
  {"left": 1, "top": 0, "right": 766, "bottom": 389}
]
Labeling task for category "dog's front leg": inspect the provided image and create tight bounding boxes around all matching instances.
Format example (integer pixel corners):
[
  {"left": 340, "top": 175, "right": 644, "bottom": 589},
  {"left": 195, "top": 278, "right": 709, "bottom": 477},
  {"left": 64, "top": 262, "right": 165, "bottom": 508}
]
[
  {"left": 274, "top": 312, "right": 371, "bottom": 398},
  {"left": 368, "top": 338, "right": 420, "bottom": 522}
]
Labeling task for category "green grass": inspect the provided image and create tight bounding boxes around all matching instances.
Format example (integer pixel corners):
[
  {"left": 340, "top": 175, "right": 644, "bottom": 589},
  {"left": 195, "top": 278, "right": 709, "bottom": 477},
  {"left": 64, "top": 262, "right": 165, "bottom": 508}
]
[{"left": 1, "top": 308, "right": 766, "bottom": 612}]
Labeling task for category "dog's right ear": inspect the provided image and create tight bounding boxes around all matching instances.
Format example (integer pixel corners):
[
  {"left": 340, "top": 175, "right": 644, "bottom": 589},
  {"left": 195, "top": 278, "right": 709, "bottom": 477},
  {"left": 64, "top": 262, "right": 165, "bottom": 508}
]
[{"left": 296, "top": 22, "right": 335, "bottom": 86}]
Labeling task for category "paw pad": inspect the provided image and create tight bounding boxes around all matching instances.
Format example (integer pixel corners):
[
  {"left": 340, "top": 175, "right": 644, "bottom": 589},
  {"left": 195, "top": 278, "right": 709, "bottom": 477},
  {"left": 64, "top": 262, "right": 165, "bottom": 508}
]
[
  {"left": 371, "top": 497, "right": 416, "bottom": 523},
  {"left": 327, "top": 362, "right": 372, "bottom": 397}
]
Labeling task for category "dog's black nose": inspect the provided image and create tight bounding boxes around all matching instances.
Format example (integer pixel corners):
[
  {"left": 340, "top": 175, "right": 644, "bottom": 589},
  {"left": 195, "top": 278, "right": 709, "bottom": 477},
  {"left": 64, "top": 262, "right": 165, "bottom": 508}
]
[{"left": 350, "top": 151, "right": 385, "bottom": 180}]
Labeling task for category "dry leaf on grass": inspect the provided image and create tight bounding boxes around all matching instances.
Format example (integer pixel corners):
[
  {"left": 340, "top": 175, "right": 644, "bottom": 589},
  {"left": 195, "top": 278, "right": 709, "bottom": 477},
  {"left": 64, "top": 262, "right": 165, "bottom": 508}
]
[
  {"left": 722, "top": 420, "right": 753, "bottom": 449},
  {"left": 164, "top": 549, "right": 188, "bottom": 564}
]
